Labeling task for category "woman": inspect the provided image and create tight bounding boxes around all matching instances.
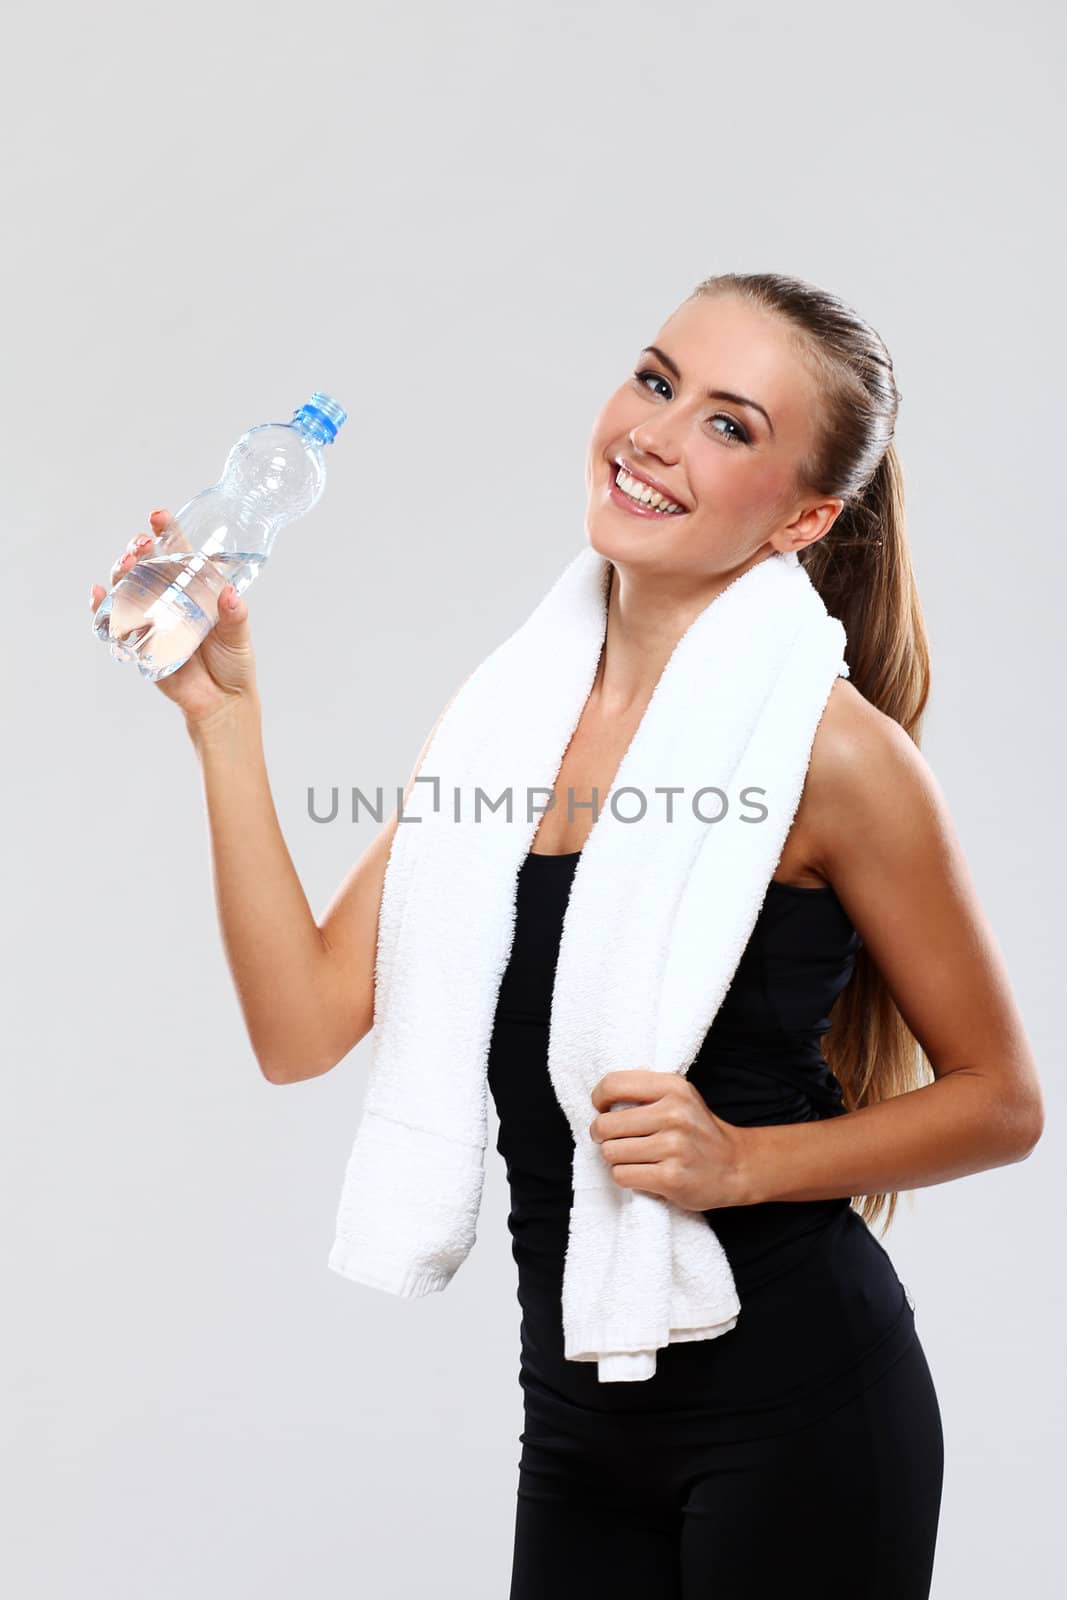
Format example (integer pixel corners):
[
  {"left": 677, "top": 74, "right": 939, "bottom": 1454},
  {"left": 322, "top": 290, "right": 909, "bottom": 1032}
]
[{"left": 90, "top": 272, "right": 1044, "bottom": 1598}]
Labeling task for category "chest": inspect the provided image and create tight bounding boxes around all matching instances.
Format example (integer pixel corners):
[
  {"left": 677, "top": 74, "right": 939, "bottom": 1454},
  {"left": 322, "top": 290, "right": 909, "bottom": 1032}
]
[{"left": 529, "top": 707, "right": 646, "bottom": 855}]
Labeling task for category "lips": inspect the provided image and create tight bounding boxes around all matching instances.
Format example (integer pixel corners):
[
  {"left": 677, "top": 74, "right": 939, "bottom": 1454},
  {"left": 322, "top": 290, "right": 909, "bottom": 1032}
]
[
  {"left": 608, "top": 459, "right": 689, "bottom": 518},
  {"left": 614, "top": 457, "right": 687, "bottom": 512}
]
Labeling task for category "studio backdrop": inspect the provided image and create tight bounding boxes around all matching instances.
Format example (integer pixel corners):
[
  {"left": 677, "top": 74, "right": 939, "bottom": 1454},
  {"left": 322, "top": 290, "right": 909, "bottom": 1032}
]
[{"left": 2, "top": 1, "right": 1063, "bottom": 1596}]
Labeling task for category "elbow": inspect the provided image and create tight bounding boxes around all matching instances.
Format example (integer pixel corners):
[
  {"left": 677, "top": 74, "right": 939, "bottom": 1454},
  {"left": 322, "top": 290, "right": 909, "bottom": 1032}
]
[
  {"left": 258, "top": 1051, "right": 338, "bottom": 1086},
  {"left": 1019, "top": 1111, "right": 1045, "bottom": 1160},
  {"left": 261, "top": 1060, "right": 294, "bottom": 1086},
  {"left": 259, "top": 1055, "right": 295, "bottom": 1085},
  {"left": 1007, "top": 1092, "right": 1045, "bottom": 1161},
  {"left": 254, "top": 1009, "right": 373, "bottom": 1086}
]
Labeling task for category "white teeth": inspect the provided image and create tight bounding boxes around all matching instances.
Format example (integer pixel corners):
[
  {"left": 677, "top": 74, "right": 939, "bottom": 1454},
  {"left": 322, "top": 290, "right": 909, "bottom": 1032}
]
[{"left": 614, "top": 467, "right": 685, "bottom": 514}]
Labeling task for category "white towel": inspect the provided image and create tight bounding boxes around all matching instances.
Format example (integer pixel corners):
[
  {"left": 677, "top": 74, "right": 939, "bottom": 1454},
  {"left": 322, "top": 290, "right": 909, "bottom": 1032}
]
[{"left": 327, "top": 543, "right": 848, "bottom": 1381}]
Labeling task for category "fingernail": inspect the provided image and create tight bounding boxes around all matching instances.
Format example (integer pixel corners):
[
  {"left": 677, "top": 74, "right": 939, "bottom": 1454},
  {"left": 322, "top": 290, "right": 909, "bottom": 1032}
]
[
  {"left": 150, "top": 508, "right": 166, "bottom": 519},
  {"left": 135, "top": 534, "right": 151, "bottom": 548}
]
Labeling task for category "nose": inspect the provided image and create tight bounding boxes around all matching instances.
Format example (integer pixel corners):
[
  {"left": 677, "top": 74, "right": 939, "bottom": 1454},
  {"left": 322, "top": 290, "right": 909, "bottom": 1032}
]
[{"left": 629, "top": 419, "right": 680, "bottom": 464}]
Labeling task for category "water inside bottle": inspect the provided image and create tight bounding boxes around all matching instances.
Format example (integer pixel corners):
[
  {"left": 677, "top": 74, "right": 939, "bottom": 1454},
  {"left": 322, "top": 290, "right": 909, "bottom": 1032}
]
[{"left": 92, "top": 550, "right": 265, "bottom": 682}]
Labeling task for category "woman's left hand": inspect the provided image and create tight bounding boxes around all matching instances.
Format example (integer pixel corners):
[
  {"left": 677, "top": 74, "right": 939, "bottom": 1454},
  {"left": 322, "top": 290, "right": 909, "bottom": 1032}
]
[{"left": 589, "top": 1070, "right": 756, "bottom": 1210}]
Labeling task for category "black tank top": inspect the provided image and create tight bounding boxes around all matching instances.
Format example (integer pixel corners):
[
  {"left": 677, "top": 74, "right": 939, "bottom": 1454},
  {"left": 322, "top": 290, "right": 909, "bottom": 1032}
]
[{"left": 487, "top": 849, "right": 916, "bottom": 1437}]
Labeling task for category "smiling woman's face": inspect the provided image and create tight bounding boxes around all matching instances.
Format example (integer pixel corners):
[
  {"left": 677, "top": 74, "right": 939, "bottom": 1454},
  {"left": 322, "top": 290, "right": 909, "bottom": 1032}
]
[{"left": 585, "top": 293, "right": 842, "bottom": 576}]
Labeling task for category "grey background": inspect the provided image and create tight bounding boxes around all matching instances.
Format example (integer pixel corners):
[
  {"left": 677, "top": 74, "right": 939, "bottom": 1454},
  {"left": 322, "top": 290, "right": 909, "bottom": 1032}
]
[{"left": 2, "top": 1, "right": 1063, "bottom": 1594}]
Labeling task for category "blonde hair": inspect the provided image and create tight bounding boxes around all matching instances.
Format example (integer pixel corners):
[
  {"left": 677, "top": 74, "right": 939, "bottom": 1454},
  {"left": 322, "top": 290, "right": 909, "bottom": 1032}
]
[{"left": 689, "top": 272, "right": 933, "bottom": 1236}]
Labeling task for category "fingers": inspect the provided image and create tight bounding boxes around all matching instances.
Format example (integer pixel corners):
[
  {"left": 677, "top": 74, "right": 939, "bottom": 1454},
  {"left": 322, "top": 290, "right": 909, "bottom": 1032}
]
[
  {"left": 151, "top": 506, "right": 193, "bottom": 556},
  {"left": 88, "top": 508, "right": 241, "bottom": 625},
  {"left": 216, "top": 582, "right": 249, "bottom": 625},
  {"left": 89, "top": 507, "right": 169, "bottom": 613}
]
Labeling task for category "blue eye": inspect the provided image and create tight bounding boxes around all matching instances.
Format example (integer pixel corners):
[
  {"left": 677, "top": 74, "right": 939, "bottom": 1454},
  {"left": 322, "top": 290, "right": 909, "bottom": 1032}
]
[
  {"left": 634, "top": 368, "right": 672, "bottom": 400},
  {"left": 631, "top": 368, "right": 750, "bottom": 446},
  {"left": 710, "top": 415, "right": 748, "bottom": 444}
]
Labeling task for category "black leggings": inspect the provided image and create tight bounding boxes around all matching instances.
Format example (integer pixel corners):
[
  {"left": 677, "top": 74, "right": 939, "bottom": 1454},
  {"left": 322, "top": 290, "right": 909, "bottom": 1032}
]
[{"left": 509, "top": 1333, "right": 944, "bottom": 1600}]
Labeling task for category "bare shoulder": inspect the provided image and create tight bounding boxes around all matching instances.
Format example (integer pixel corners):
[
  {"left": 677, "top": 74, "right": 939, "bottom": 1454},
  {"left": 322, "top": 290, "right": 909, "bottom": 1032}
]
[
  {"left": 809, "top": 675, "right": 920, "bottom": 779},
  {"left": 802, "top": 679, "right": 1041, "bottom": 1120},
  {"left": 805, "top": 677, "right": 941, "bottom": 883}
]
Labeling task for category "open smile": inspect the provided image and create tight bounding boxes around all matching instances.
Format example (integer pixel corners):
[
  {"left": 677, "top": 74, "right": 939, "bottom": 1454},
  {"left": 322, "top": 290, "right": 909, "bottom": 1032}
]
[{"left": 606, "top": 462, "right": 689, "bottom": 520}]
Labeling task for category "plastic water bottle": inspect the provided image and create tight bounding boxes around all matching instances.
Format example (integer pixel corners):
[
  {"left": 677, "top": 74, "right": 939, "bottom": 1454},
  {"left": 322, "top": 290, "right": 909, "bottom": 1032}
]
[{"left": 92, "top": 392, "right": 347, "bottom": 682}]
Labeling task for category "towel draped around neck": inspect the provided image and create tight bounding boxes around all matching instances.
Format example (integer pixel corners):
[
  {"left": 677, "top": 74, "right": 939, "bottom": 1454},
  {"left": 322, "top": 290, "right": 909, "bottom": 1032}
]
[{"left": 328, "top": 543, "right": 849, "bottom": 1381}]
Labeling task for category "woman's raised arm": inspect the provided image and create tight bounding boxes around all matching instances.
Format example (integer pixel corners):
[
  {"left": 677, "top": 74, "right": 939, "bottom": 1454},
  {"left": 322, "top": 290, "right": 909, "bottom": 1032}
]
[
  {"left": 89, "top": 506, "right": 468, "bottom": 1088},
  {"left": 186, "top": 683, "right": 462, "bottom": 1086}
]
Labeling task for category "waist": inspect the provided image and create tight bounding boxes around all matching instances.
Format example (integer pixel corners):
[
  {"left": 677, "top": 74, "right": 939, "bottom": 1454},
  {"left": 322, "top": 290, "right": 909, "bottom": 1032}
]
[
  {"left": 514, "top": 1204, "right": 915, "bottom": 1433},
  {"left": 505, "top": 1181, "right": 851, "bottom": 1295}
]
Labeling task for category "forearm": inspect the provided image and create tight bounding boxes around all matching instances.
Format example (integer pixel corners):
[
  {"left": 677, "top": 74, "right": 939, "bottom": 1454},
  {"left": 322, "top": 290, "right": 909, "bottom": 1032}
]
[
  {"left": 187, "top": 697, "right": 334, "bottom": 1082},
  {"left": 742, "top": 1068, "right": 1041, "bottom": 1206}
]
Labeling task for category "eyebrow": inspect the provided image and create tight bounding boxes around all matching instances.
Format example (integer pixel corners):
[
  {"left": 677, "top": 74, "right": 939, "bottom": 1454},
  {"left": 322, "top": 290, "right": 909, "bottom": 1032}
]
[{"left": 641, "top": 345, "right": 776, "bottom": 438}]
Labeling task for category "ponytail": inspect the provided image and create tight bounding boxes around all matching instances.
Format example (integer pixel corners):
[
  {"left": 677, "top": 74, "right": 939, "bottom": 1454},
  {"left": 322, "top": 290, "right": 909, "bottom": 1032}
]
[
  {"left": 801, "top": 442, "right": 934, "bottom": 1234},
  {"left": 801, "top": 443, "right": 930, "bottom": 741}
]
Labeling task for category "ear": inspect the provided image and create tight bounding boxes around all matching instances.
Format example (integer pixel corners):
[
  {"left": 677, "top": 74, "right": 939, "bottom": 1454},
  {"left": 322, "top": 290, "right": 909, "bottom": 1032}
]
[{"left": 779, "top": 496, "right": 844, "bottom": 553}]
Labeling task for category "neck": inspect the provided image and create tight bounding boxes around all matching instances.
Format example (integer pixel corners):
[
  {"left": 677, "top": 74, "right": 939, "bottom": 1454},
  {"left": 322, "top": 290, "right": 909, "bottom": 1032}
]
[{"left": 593, "top": 550, "right": 774, "bottom": 717}]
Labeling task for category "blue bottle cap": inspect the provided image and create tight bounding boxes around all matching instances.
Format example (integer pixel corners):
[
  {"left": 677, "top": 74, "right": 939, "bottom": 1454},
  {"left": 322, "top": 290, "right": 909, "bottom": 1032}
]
[{"left": 292, "top": 392, "right": 347, "bottom": 443}]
